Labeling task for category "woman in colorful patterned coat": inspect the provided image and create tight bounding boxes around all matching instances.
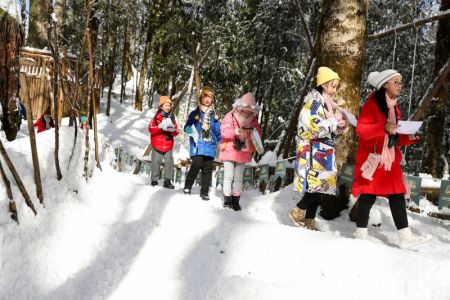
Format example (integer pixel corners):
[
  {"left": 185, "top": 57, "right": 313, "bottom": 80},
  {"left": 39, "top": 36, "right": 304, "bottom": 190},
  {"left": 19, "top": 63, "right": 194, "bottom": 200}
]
[{"left": 289, "top": 67, "right": 348, "bottom": 230}]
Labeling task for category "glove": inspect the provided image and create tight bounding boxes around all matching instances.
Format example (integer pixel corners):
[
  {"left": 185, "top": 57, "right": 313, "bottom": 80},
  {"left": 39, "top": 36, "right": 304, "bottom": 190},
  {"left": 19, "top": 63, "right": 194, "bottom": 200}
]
[
  {"left": 327, "top": 117, "right": 338, "bottom": 132},
  {"left": 185, "top": 125, "right": 193, "bottom": 134},
  {"left": 158, "top": 123, "right": 164, "bottom": 129}
]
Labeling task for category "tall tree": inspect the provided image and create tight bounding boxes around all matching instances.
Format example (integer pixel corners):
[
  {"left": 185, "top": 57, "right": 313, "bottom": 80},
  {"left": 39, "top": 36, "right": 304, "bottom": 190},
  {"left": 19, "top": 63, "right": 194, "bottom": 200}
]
[
  {"left": 421, "top": 0, "right": 450, "bottom": 178},
  {"left": 27, "top": 0, "right": 48, "bottom": 47},
  {"left": 316, "top": 0, "right": 369, "bottom": 168},
  {"left": 0, "top": 8, "right": 22, "bottom": 141}
]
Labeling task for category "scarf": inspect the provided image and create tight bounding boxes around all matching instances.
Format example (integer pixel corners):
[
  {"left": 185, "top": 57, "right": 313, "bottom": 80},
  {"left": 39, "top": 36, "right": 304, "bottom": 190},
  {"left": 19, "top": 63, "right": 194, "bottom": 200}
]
[
  {"left": 200, "top": 105, "right": 213, "bottom": 142},
  {"left": 322, "top": 93, "right": 346, "bottom": 128},
  {"left": 161, "top": 110, "right": 171, "bottom": 119},
  {"left": 380, "top": 94, "right": 397, "bottom": 171},
  {"left": 232, "top": 109, "right": 255, "bottom": 129}
]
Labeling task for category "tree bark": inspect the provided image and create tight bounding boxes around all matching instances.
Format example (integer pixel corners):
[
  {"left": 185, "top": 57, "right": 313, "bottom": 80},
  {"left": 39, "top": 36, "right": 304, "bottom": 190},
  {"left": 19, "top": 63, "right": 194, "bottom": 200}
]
[
  {"left": 0, "top": 158, "right": 18, "bottom": 223},
  {"left": 27, "top": 0, "right": 48, "bottom": 48},
  {"left": 47, "top": 1, "right": 63, "bottom": 181},
  {"left": 106, "top": 33, "right": 118, "bottom": 116},
  {"left": 316, "top": 0, "right": 368, "bottom": 168},
  {"left": 0, "top": 11, "right": 22, "bottom": 141},
  {"left": 0, "top": 140, "right": 37, "bottom": 215},
  {"left": 135, "top": 27, "right": 153, "bottom": 111},
  {"left": 21, "top": 77, "right": 45, "bottom": 204},
  {"left": 421, "top": 0, "right": 450, "bottom": 179},
  {"left": 120, "top": 23, "right": 128, "bottom": 104}
]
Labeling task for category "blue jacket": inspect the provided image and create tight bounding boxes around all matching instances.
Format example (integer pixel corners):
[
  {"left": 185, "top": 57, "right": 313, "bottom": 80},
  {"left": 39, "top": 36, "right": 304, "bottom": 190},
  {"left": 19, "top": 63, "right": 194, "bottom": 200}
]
[{"left": 184, "top": 107, "right": 221, "bottom": 158}]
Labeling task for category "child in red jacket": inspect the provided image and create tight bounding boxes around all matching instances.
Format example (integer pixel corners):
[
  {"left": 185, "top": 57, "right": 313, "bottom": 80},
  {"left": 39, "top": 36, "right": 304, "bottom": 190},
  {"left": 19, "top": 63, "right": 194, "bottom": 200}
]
[
  {"left": 148, "top": 96, "right": 179, "bottom": 188},
  {"left": 34, "top": 108, "right": 55, "bottom": 133}
]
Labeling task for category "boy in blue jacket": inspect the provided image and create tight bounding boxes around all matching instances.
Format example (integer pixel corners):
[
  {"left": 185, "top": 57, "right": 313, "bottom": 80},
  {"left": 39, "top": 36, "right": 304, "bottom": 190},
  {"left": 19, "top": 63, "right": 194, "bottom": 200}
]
[{"left": 183, "top": 86, "right": 221, "bottom": 200}]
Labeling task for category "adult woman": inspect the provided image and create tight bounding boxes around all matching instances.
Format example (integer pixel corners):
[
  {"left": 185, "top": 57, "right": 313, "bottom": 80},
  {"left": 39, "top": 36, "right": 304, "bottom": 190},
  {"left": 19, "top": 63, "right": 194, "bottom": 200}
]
[
  {"left": 289, "top": 66, "right": 347, "bottom": 230},
  {"left": 352, "top": 69, "right": 426, "bottom": 249}
]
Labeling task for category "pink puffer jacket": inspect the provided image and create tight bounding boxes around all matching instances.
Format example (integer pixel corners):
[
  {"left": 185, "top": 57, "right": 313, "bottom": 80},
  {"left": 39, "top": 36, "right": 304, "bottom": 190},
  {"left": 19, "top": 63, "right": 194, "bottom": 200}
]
[{"left": 218, "top": 111, "right": 262, "bottom": 164}]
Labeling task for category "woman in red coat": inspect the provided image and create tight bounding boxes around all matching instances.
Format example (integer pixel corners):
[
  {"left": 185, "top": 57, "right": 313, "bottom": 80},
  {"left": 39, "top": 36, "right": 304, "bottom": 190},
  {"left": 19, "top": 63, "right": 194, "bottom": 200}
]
[
  {"left": 34, "top": 109, "right": 55, "bottom": 133},
  {"left": 352, "top": 69, "right": 427, "bottom": 249}
]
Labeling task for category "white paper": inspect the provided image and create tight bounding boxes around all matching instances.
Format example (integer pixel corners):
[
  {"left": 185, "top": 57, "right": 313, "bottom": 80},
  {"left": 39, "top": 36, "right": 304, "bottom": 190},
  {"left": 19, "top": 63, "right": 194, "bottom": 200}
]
[
  {"left": 338, "top": 108, "right": 358, "bottom": 127},
  {"left": 187, "top": 125, "right": 199, "bottom": 144},
  {"left": 396, "top": 120, "right": 423, "bottom": 135}
]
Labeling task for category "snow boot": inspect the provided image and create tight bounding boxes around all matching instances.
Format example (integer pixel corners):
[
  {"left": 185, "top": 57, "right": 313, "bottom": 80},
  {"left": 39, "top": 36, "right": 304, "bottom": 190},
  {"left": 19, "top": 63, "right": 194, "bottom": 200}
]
[
  {"left": 355, "top": 227, "right": 368, "bottom": 240},
  {"left": 231, "top": 195, "right": 241, "bottom": 211},
  {"left": 151, "top": 181, "right": 158, "bottom": 187},
  {"left": 289, "top": 207, "right": 306, "bottom": 227},
  {"left": 398, "top": 227, "right": 431, "bottom": 249},
  {"left": 304, "top": 219, "right": 318, "bottom": 231},
  {"left": 223, "top": 195, "right": 233, "bottom": 209},
  {"left": 200, "top": 193, "right": 210, "bottom": 201},
  {"left": 163, "top": 180, "right": 174, "bottom": 189}
]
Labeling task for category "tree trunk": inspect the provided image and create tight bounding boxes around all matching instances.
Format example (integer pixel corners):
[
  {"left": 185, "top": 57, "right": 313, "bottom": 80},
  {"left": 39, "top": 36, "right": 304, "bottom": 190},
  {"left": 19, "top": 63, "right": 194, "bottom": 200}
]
[
  {"left": 47, "top": 1, "right": 63, "bottom": 181},
  {"left": 21, "top": 77, "right": 45, "bottom": 204},
  {"left": 135, "top": 27, "right": 153, "bottom": 111},
  {"left": 0, "top": 12, "right": 22, "bottom": 141},
  {"left": 421, "top": 0, "right": 450, "bottom": 179},
  {"left": 120, "top": 23, "right": 128, "bottom": 104},
  {"left": 316, "top": 0, "right": 368, "bottom": 220},
  {"left": 106, "top": 34, "right": 118, "bottom": 116},
  {"left": 316, "top": 0, "right": 368, "bottom": 169},
  {"left": 0, "top": 140, "right": 37, "bottom": 215},
  {"left": 27, "top": 0, "right": 48, "bottom": 48},
  {"left": 0, "top": 158, "right": 18, "bottom": 223}
]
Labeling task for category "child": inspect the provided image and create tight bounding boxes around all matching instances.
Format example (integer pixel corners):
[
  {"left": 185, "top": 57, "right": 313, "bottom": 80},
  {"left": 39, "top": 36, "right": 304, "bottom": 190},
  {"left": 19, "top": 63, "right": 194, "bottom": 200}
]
[
  {"left": 183, "top": 86, "right": 221, "bottom": 200},
  {"left": 218, "top": 92, "right": 262, "bottom": 211},
  {"left": 289, "top": 66, "right": 348, "bottom": 231},
  {"left": 148, "top": 96, "right": 179, "bottom": 189},
  {"left": 34, "top": 107, "right": 55, "bottom": 133}
]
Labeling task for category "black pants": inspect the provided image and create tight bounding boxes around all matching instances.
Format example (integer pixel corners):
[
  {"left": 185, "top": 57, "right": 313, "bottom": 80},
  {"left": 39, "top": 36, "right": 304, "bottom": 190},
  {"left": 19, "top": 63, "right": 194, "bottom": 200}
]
[
  {"left": 296, "top": 192, "right": 321, "bottom": 219},
  {"left": 356, "top": 194, "right": 408, "bottom": 230},
  {"left": 185, "top": 155, "right": 213, "bottom": 194}
]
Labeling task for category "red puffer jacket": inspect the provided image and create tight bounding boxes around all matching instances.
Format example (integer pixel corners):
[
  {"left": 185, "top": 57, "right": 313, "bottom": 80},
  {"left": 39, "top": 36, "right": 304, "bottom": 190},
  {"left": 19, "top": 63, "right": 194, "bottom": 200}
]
[
  {"left": 34, "top": 115, "right": 55, "bottom": 133},
  {"left": 351, "top": 92, "right": 417, "bottom": 197},
  {"left": 148, "top": 111, "right": 179, "bottom": 152}
]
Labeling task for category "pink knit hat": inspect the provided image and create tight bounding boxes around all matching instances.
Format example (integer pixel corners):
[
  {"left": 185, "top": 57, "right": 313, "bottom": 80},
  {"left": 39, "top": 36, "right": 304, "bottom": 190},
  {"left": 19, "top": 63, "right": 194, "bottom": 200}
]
[{"left": 233, "top": 92, "right": 260, "bottom": 114}]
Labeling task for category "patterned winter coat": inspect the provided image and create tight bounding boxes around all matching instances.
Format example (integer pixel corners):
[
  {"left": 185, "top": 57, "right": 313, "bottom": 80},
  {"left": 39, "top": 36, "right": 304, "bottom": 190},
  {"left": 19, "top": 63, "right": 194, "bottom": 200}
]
[
  {"left": 293, "top": 89, "right": 340, "bottom": 195},
  {"left": 184, "top": 107, "right": 221, "bottom": 158}
]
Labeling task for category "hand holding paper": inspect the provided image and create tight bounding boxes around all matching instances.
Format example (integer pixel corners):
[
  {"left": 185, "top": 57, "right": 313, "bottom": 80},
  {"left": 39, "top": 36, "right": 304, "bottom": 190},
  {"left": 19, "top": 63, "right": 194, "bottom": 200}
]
[
  {"left": 338, "top": 108, "right": 357, "bottom": 127},
  {"left": 396, "top": 120, "right": 423, "bottom": 135}
]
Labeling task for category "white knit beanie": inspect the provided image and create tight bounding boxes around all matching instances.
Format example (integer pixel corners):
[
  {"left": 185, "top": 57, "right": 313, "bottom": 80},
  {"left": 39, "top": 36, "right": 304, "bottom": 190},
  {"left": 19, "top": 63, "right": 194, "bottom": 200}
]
[{"left": 367, "top": 69, "right": 402, "bottom": 89}]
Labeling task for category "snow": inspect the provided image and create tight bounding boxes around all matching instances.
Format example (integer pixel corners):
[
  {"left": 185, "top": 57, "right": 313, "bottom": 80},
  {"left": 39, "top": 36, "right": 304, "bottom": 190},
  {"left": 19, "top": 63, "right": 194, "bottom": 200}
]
[
  {"left": 1, "top": 98, "right": 450, "bottom": 300},
  {"left": 419, "top": 173, "right": 442, "bottom": 188},
  {"left": 0, "top": 0, "right": 21, "bottom": 21}
]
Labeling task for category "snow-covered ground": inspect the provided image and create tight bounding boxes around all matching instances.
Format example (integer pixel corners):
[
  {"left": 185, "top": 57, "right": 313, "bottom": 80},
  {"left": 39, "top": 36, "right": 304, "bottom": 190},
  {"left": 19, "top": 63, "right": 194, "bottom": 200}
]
[{"left": 1, "top": 99, "right": 450, "bottom": 300}]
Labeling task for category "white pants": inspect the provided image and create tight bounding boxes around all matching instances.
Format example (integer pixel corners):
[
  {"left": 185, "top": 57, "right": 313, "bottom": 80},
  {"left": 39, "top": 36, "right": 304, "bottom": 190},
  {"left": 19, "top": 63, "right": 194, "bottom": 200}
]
[{"left": 223, "top": 161, "right": 245, "bottom": 196}]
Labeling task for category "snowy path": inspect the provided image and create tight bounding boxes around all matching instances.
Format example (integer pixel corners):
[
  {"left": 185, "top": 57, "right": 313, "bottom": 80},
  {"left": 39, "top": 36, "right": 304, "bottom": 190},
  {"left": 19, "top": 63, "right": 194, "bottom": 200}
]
[{"left": 1, "top": 101, "right": 449, "bottom": 300}]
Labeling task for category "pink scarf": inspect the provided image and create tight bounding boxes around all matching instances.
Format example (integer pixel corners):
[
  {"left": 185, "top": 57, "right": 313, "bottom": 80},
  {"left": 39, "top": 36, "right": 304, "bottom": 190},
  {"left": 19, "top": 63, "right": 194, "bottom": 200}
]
[
  {"left": 232, "top": 109, "right": 255, "bottom": 128},
  {"left": 322, "top": 94, "right": 346, "bottom": 128},
  {"left": 380, "top": 94, "right": 397, "bottom": 171}
]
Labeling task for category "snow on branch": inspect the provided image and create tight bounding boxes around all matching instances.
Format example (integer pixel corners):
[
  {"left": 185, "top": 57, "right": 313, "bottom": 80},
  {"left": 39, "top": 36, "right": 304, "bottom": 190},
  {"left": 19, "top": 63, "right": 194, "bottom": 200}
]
[
  {"left": 367, "top": 9, "right": 450, "bottom": 41},
  {"left": 410, "top": 56, "right": 450, "bottom": 121}
]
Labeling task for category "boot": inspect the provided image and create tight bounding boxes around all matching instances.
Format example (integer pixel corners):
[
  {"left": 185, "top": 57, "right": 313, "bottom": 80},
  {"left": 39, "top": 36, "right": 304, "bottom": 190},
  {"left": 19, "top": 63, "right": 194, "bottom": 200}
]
[
  {"left": 288, "top": 207, "right": 305, "bottom": 227},
  {"left": 231, "top": 195, "right": 241, "bottom": 211},
  {"left": 183, "top": 188, "right": 191, "bottom": 195},
  {"left": 163, "top": 179, "right": 174, "bottom": 189},
  {"left": 151, "top": 181, "right": 158, "bottom": 187},
  {"left": 304, "top": 219, "right": 318, "bottom": 231},
  {"left": 355, "top": 227, "right": 368, "bottom": 240},
  {"left": 223, "top": 195, "right": 233, "bottom": 209},
  {"left": 398, "top": 227, "right": 431, "bottom": 249},
  {"left": 200, "top": 193, "right": 210, "bottom": 201}
]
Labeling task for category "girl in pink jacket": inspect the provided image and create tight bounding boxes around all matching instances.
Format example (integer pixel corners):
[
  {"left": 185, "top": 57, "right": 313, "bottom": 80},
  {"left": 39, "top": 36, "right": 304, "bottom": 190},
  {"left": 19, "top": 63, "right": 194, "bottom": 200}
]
[{"left": 219, "top": 92, "right": 262, "bottom": 210}]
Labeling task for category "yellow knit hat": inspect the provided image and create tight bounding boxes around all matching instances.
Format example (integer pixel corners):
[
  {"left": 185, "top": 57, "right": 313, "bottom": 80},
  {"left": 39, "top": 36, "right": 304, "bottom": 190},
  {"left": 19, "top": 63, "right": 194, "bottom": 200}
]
[{"left": 316, "top": 66, "right": 340, "bottom": 87}]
